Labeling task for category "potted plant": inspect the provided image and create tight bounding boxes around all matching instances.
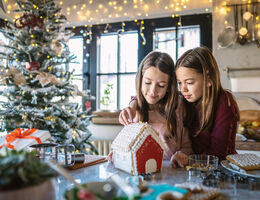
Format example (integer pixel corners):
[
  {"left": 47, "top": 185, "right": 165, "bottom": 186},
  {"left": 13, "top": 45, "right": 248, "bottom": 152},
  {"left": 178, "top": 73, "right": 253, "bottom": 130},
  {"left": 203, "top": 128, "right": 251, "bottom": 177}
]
[
  {"left": 92, "top": 83, "right": 121, "bottom": 124},
  {"left": 100, "top": 83, "right": 114, "bottom": 110},
  {"left": 0, "top": 148, "right": 57, "bottom": 200}
]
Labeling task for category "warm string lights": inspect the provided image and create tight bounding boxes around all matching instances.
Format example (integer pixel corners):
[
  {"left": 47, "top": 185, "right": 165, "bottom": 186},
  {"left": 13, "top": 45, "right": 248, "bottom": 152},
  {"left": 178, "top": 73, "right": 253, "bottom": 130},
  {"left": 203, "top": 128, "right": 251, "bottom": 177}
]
[
  {"left": 139, "top": 20, "right": 146, "bottom": 45},
  {"left": 172, "top": 14, "right": 182, "bottom": 26},
  {"left": 1, "top": 0, "right": 212, "bottom": 49},
  {"left": 104, "top": 23, "right": 109, "bottom": 33},
  {"left": 62, "top": 0, "right": 191, "bottom": 24},
  {"left": 2, "top": 0, "right": 206, "bottom": 25},
  {"left": 85, "top": 25, "right": 93, "bottom": 44}
]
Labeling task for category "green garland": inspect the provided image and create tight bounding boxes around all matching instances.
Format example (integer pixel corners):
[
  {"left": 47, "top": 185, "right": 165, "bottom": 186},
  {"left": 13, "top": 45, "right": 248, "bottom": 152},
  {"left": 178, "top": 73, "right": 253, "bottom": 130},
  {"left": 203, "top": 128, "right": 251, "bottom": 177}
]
[{"left": 0, "top": 148, "right": 57, "bottom": 190}]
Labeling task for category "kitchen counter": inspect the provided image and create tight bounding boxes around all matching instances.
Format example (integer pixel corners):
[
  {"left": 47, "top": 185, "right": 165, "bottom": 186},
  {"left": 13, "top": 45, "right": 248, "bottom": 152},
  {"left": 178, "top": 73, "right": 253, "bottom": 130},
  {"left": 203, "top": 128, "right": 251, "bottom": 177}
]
[
  {"left": 236, "top": 141, "right": 260, "bottom": 151},
  {"left": 54, "top": 161, "right": 260, "bottom": 200}
]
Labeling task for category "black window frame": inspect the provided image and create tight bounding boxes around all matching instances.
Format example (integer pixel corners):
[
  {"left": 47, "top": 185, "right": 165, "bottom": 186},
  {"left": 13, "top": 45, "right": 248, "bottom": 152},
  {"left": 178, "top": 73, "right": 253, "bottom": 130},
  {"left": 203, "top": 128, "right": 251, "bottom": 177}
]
[
  {"left": 96, "top": 31, "right": 139, "bottom": 110},
  {"left": 56, "top": 13, "right": 212, "bottom": 111}
]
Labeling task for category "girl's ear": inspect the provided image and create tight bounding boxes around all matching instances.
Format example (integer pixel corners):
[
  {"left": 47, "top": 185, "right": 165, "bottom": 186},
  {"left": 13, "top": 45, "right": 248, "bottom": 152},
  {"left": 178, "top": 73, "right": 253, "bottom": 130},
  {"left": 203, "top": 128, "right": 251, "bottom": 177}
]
[
  {"left": 207, "top": 80, "right": 212, "bottom": 87},
  {"left": 206, "top": 71, "right": 212, "bottom": 87}
]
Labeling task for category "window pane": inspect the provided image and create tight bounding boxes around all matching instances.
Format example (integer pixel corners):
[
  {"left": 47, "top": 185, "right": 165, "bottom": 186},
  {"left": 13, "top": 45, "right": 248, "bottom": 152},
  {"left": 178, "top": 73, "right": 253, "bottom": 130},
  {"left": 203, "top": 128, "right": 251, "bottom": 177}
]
[
  {"left": 98, "top": 35, "right": 118, "bottom": 73},
  {"left": 178, "top": 25, "right": 200, "bottom": 58},
  {"left": 119, "top": 74, "right": 136, "bottom": 109},
  {"left": 97, "top": 75, "right": 117, "bottom": 110},
  {"left": 153, "top": 28, "right": 176, "bottom": 61},
  {"left": 68, "top": 37, "right": 83, "bottom": 76},
  {"left": 68, "top": 37, "right": 83, "bottom": 108},
  {"left": 119, "top": 33, "right": 138, "bottom": 73}
]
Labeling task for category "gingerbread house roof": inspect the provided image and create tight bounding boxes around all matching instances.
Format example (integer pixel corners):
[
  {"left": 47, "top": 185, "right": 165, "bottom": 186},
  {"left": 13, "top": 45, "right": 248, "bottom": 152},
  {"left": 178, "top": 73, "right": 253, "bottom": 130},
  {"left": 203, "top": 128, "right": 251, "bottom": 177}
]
[{"left": 111, "top": 122, "right": 164, "bottom": 152}]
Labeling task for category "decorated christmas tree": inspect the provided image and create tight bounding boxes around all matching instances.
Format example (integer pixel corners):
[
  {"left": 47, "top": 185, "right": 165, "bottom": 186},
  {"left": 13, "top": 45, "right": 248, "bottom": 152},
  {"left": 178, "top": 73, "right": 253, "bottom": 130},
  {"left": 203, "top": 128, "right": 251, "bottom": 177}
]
[{"left": 0, "top": 0, "right": 97, "bottom": 154}]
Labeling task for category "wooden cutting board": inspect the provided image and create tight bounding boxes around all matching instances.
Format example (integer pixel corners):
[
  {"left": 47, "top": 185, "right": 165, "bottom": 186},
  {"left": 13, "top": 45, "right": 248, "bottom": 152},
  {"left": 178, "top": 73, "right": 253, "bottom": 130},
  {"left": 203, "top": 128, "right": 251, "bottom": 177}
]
[{"left": 68, "top": 155, "right": 107, "bottom": 170}]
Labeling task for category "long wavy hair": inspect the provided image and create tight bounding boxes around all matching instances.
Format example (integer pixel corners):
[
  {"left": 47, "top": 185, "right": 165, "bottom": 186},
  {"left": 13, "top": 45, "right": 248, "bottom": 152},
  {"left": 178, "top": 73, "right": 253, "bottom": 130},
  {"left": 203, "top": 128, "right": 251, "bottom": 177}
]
[
  {"left": 136, "top": 51, "right": 178, "bottom": 136},
  {"left": 175, "top": 47, "right": 226, "bottom": 135}
]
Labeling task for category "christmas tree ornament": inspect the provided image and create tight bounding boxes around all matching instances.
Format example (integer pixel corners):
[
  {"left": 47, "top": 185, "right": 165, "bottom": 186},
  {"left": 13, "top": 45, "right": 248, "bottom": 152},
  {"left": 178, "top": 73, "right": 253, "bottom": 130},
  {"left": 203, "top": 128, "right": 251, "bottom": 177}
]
[
  {"left": 35, "top": 71, "right": 61, "bottom": 87},
  {"left": 85, "top": 101, "right": 91, "bottom": 110},
  {"left": 26, "top": 62, "right": 40, "bottom": 71},
  {"left": 50, "top": 40, "right": 62, "bottom": 55},
  {"left": 14, "top": 14, "right": 43, "bottom": 29},
  {"left": 6, "top": 67, "right": 26, "bottom": 86},
  {"left": 31, "top": 94, "right": 38, "bottom": 104}
]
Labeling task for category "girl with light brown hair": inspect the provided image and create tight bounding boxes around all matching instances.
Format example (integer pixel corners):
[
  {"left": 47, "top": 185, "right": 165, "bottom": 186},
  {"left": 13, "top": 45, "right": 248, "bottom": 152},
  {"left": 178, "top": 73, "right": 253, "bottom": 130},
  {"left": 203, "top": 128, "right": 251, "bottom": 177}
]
[
  {"left": 175, "top": 46, "right": 239, "bottom": 161},
  {"left": 117, "top": 51, "right": 193, "bottom": 168}
]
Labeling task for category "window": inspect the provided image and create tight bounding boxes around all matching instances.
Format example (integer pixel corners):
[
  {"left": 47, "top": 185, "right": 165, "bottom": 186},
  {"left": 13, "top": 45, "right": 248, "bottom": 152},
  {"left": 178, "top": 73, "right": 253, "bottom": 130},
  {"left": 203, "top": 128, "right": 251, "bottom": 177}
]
[
  {"left": 97, "top": 32, "right": 138, "bottom": 110},
  {"left": 154, "top": 28, "right": 177, "bottom": 61},
  {"left": 87, "top": 14, "right": 212, "bottom": 111},
  {"left": 154, "top": 25, "right": 200, "bottom": 61},
  {"left": 178, "top": 25, "right": 200, "bottom": 58},
  {"left": 67, "top": 37, "right": 84, "bottom": 109}
]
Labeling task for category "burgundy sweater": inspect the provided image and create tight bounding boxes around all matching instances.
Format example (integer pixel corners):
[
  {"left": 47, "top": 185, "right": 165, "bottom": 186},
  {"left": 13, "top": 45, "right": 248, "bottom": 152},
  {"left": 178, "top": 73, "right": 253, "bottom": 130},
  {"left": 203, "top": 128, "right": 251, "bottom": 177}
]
[{"left": 189, "top": 90, "right": 239, "bottom": 161}]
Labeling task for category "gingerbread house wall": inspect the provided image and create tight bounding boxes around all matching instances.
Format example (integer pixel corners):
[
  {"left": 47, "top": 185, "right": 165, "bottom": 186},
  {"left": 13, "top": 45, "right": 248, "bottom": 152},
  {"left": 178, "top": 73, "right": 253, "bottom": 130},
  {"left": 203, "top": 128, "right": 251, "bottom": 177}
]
[
  {"left": 133, "top": 135, "right": 164, "bottom": 175},
  {"left": 113, "top": 150, "right": 133, "bottom": 174}
]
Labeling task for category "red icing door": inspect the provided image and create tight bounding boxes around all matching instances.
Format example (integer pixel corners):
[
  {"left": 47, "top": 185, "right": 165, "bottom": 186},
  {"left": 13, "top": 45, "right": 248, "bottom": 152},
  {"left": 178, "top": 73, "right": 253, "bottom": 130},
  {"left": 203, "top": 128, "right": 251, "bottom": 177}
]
[{"left": 136, "top": 135, "right": 163, "bottom": 174}]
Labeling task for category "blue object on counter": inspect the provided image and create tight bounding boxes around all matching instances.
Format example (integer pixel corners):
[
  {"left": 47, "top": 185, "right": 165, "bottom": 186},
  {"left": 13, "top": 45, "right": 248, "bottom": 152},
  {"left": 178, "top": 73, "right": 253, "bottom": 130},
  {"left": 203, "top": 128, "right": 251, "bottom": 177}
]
[{"left": 140, "top": 184, "right": 188, "bottom": 200}]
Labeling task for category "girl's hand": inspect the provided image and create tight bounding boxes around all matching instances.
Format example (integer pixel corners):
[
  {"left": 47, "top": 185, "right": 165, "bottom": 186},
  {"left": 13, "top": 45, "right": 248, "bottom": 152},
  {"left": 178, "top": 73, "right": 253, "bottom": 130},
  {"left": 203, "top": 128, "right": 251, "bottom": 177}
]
[
  {"left": 170, "top": 151, "right": 188, "bottom": 168},
  {"left": 119, "top": 106, "right": 137, "bottom": 125},
  {"left": 107, "top": 151, "right": 113, "bottom": 162}
]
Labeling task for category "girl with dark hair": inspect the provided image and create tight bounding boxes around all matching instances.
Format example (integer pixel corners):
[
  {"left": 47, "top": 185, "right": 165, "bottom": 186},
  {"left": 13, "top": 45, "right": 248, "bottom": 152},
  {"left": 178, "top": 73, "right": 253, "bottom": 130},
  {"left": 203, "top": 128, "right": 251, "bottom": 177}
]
[
  {"left": 175, "top": 46, "right": 239, "bottom": 161},
  {"left": 118, "top": 51, "right": 193, "bottom": 168}
]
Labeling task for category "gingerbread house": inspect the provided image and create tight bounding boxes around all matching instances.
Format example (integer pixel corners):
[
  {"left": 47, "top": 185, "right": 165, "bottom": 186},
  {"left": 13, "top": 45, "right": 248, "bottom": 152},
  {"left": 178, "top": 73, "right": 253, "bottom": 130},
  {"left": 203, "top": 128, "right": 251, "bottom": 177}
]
[{"left": 111, "top": 122, "right": 164, "bottom": 175}]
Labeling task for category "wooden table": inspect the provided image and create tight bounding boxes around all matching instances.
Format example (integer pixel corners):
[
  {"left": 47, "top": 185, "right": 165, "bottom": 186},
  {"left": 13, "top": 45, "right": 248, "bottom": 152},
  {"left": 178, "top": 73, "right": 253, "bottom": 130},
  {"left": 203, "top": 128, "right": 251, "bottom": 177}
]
[{"left": 54, "top": 161, "right": 260, "bottom": 200}]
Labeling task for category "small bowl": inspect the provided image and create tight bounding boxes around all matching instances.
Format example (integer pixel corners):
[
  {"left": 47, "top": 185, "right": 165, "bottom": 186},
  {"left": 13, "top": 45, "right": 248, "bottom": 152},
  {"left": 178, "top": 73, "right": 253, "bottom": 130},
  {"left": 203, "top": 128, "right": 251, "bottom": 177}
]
[{"left": 188, "top": 154, "right": 219, "bottom": 172}]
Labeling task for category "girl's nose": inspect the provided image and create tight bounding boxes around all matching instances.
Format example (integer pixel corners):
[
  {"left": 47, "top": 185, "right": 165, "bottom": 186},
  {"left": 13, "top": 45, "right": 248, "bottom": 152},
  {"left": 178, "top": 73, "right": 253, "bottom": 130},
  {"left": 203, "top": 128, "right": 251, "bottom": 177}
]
[
  {"left": 150, "top": 84, "right": 157, "bottom": 94},
  {"left": 181, "top": 84, "right": 188, "bottom": 93}
]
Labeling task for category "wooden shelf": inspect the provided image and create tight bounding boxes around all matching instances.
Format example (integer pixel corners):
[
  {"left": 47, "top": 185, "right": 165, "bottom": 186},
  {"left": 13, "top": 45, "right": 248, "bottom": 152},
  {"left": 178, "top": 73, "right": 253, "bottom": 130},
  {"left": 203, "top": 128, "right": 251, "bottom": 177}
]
[
  {"left": 236, "top": 141, "right": 260, "bottom": 151},
  {"left": 91, "top": 110, "right": 121, "bottom": 125},
  {"left": 92, "top": 110, "right": 120, "bottom": 118},
  {"left": 92, "top": 117, "right": 120, "bottom": 125}
]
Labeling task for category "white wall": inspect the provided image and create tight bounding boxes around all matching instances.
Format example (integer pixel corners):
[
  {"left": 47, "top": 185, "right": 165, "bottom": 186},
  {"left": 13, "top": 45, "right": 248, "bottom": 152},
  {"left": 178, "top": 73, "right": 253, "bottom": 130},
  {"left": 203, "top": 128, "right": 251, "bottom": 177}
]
[{"left": 213, "top": 0, "right": 260, "bottom": 102}]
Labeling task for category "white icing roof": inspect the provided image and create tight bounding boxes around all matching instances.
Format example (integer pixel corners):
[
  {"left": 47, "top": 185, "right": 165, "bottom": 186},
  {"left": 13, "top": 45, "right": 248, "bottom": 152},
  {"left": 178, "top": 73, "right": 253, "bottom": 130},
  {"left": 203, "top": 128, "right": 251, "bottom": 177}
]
[{"left": 111, "top": 122, "right": 164, "bottom": 152}]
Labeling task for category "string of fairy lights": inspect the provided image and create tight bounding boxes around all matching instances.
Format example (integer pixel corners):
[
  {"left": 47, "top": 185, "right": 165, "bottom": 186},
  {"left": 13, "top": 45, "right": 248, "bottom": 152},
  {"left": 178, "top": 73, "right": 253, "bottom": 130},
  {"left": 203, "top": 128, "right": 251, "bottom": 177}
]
[
  {"left": 2, "top": 0, "right": 212, "bottom": 42},
  {"left": 1, "top": 0, "right": 212, "bottom": 46},
  {"left": 3, "top": 0, "right": 212, "bottom": 22}
]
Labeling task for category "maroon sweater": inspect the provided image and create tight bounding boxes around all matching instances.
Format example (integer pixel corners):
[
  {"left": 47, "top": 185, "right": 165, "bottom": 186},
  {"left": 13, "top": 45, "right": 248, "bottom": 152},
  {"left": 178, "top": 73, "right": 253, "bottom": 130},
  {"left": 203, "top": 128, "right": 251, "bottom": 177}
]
[{"left": 189, "top": 90, "right": 239, "bottom": 161}]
